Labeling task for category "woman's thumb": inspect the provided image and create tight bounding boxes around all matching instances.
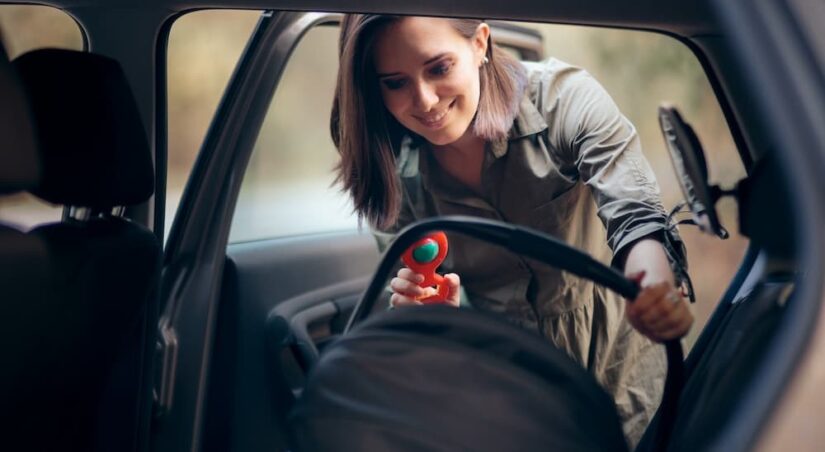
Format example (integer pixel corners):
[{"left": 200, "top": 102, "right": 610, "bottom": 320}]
[
  {"left": 443, "top": 273, "right": 461, "bottom": 307},
  {"left": 444, "top": 273, "right": 460, "bottom": 288}
]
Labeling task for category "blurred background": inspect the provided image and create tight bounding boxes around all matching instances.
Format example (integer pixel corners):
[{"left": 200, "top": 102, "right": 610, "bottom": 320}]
[{"left": 0, "top": 7, "right": 747, "bottom": 347}]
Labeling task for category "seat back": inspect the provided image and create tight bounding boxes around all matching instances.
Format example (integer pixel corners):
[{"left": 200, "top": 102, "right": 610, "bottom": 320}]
[
  {"left": 9, "top": 49, "right": 160, "bottom": 452},
  {"left": 0, "top": 41, "right": 38, "bottom": 193},
  {"left": 0, "top": 38, "right": 54, "bottom": 431}
]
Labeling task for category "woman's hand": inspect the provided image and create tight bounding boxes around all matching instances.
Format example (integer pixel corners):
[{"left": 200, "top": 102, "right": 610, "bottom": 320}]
[
  {"left": 389, "top": 267, "right": 460, "bottom": 308},
  {"left": 626, "top": 278, "right": 693, "bottom": 342},
  {"left": 623, "top": 238, "right": 693, "bottom": 342}
]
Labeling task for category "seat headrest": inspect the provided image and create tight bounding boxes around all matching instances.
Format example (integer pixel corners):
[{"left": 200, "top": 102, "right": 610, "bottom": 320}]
[
  {"left": 738, "top": 155, "right": 796, "bottom": 259},
  {"left": 0, "top": 42, "right": 39, "bottom": 194},
  {"left": 13, "top": 49, "right": 153, "bottom": 208}
]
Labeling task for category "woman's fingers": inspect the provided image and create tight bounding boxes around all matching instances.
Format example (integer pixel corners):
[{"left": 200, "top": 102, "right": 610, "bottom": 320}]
[
  {"left": 390, "top": 269, "right": 427, "bottom": 299},
  {"left": 443, "top": 273, "right": 461, "bottom": 307},
  {"left": 626, "top": 282, "right": 670, "bottom": 317},
  {"left": 397, "top": 267, "right": 424, "bottom": 283},
  {"left": 389, "top": 276, "right": 426, "bottom": 298},
  {"left": 390, "top": 269, "right": 461, "bottom": 309},
  {"left": 626, "top": 282, "right": 693, "bottom": 342},
  {"left": 644, "top": 298, "right": 684, "bottom": 331},
  {"left": 390, "top": 268, "right": 436, "bottom": 307},
  {"left": 638, "top": 293, "right": 678, "bottom": 327},
  {"left": 390, "top": 292, "right": 423, "bottom": 308},
  {"left": 654, "top": 298, "right": 694, "bottom": 340}
]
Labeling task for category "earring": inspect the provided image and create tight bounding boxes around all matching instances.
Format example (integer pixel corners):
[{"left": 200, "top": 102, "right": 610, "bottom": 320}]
[{"left": 482, "top": 56, "right": 489, "bottom": 64}]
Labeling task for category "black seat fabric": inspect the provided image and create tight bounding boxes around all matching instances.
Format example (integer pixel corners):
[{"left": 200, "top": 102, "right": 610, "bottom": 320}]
[
  {"left": 8, "top": 49, "right": 160, "bottom": 451},
  {"left": 0, "top": 40, "right": 54, "bottom": 430},
  {"left": 636, "top": 276, "right": 791, "bottom": 452},
  {"left": 290, "top": 306, "right": 629, "bottom": 452},
  {"left": 0, "top": 42, "right": 38, "bottom": 193}
]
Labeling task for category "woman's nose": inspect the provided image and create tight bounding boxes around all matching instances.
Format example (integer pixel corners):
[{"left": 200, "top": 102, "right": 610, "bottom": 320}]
[{"left": 413, "top": 81, "right": 439, "bottom": 112}]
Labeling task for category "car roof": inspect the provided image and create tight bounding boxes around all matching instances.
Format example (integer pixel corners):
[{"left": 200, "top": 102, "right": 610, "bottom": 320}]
[{"left": 7, "top": 0, "right": 718, "bottom": 36}]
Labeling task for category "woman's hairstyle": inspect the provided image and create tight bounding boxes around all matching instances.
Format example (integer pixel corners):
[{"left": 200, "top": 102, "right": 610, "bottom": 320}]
[{"left": 331, "top": 15, "right": 527, "bottom": 229}]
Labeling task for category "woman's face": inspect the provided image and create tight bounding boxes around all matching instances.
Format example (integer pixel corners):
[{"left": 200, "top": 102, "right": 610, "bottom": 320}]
[{"left": 373, "top": 17, "right": 488, "bottom": 146}]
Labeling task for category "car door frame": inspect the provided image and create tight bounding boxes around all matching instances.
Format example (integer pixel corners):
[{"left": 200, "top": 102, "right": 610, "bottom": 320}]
[{"left": 152, "top": 11, "right": 341, "bottom": 451}]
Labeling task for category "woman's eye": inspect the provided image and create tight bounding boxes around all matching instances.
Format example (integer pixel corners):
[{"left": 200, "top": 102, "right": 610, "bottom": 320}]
[
  {"left": 430, "top": 62, "right": 452, "bottom": 76},
  {"left": 382, "top": 78, "right": 407, "bottom": 90}
]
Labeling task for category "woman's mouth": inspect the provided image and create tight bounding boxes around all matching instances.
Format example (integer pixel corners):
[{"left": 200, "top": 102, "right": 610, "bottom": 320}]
[{"left": 416, "top": 100, "right": 455, "bottom": 129}]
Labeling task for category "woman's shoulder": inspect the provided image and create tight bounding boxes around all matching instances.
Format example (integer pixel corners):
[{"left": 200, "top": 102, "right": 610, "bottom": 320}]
[
  {"left": 521, "top": 57, "right": 588, "bottom": 82},
  {"left": 519, "top": 58, "right": 616, "bottom": 123},
  {"left": 520, "top": 57, "right": 600, "bottom": 101}
]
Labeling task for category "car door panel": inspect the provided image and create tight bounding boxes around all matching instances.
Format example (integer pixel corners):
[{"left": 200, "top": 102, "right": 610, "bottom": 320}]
[{"left": 201, "top": 230, "right": 378, "bottom": 451}]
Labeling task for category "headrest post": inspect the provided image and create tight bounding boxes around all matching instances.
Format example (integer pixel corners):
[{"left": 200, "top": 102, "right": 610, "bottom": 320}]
[{"left": 68, "top": 207, "right": 93, "bottom": 222}]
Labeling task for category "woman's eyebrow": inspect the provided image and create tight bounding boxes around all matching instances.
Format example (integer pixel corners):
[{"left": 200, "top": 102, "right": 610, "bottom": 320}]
[
  {"left": 376, "top": 71, "right": 401, "bottom": 79},
  {"left": 422, "top": 52, "right": 449, "bottom": 66},
  {"left": 376, "top": 53, "right": 449, "bottom": 79}
]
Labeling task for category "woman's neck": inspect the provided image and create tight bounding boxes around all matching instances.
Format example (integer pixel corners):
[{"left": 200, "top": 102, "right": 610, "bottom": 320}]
[
  {"left": 431, "top": 130, "right": 486, "bottom": 158},
  {"left": 430, "top": 131, "right": 487, "bottom": 195}
]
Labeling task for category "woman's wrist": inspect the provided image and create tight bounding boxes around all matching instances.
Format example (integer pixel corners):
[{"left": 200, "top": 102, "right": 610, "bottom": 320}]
[{"left": 622, "top": 238, "right": 675, "bottom": 286}]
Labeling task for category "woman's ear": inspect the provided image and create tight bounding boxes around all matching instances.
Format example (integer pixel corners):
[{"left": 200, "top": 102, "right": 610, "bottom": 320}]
[{"left": 473, "top": 23, "right": 491, "bottom": 65}]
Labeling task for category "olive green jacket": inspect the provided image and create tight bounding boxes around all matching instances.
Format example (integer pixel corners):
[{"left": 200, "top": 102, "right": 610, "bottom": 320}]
[{"left": 375, "top": 58, "right": 685, "bottom": 448}]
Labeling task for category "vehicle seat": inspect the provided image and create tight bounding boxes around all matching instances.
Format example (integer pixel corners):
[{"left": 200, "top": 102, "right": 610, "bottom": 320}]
[
  {"left": 637, "top": 157, "right": 796, "bottom": 452},
  {"left": 0, "top": 41, "right": 38, "bottom": 196},
  {"left": 0, "top": 38, "right": 54, "bottom": 431},
  {"left": 9, "top": 49, "right": 160, "bottom": 452}
]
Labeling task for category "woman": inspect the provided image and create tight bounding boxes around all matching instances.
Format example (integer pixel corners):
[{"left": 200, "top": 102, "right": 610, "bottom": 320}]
[{"left": 331, "top": 14, "right": 693, "bottom": 447}]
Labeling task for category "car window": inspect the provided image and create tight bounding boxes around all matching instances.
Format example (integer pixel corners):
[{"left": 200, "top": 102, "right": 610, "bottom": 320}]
[
  {"left": 166, "top": 9, "right": 261, "bottom": 240},
  {"left": 228, "top": 24, "right": 356, "bottom": 243},
  {"left": 0, "top": 5, "right": 84, "bottom": 230}
]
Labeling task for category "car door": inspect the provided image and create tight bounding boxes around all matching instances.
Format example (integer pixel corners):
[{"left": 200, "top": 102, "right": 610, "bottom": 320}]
[
  {"left": 151, "top": 11, "right": 544, "bottom": 452},
  {"left": 709, "top": 0, "right": 825, "bottom": 449}
]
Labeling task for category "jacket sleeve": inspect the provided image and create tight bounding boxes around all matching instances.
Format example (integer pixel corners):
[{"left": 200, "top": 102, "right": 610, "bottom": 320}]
[{"left": 551, "top": 69, "right": 688, "bottom": 278}]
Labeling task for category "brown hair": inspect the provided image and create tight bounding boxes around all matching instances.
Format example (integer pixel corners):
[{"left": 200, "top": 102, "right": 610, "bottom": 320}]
[{"left": 331, "top": 15, "right": 527, "bottom": 229}]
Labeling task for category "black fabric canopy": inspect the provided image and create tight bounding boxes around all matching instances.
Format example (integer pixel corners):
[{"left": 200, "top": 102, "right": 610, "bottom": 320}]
[{"left": 290, "top": 306, "right": 628, "bottom": 452}]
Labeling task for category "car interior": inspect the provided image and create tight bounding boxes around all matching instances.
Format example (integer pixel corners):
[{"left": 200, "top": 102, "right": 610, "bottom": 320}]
[{"left": 0, "top": 0, "right": 821, "bottom": 451}]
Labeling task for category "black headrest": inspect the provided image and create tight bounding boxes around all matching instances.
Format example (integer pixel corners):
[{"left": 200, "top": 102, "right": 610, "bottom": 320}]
[
  {"left": 0, "top": 43, "right": 39, "bottom": 194},
  {"left": 13, "top": 49, "right": 153, "bottom": 208},
  {"left": 738, "top": 155, "right": 796, "bottom": 259}
]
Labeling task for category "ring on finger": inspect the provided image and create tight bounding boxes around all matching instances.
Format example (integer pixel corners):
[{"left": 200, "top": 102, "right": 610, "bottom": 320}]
[{"left": 666, "top": 291, "right": 681, "bottom": 304}]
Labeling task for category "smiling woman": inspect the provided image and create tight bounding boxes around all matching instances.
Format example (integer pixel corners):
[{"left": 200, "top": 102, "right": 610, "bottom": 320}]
[
  {"left": 330, "top": 14, "right": 695, "bottom": 447},
  {"left": 333, "top": 16, "right": 526, "bottom": 224},
  {"left": 373, "top": 18, "right": 520, "bottom": 149}
]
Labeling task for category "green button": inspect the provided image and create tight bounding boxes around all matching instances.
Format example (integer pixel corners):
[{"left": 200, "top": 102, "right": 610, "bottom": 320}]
[{"left": 413, "top": 240, "right": 439, "bottom": 264}]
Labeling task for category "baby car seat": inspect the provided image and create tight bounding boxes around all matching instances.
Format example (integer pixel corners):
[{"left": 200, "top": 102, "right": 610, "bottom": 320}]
[{"left": 289, "top": 305, "right": 628, "bottom": 452}]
